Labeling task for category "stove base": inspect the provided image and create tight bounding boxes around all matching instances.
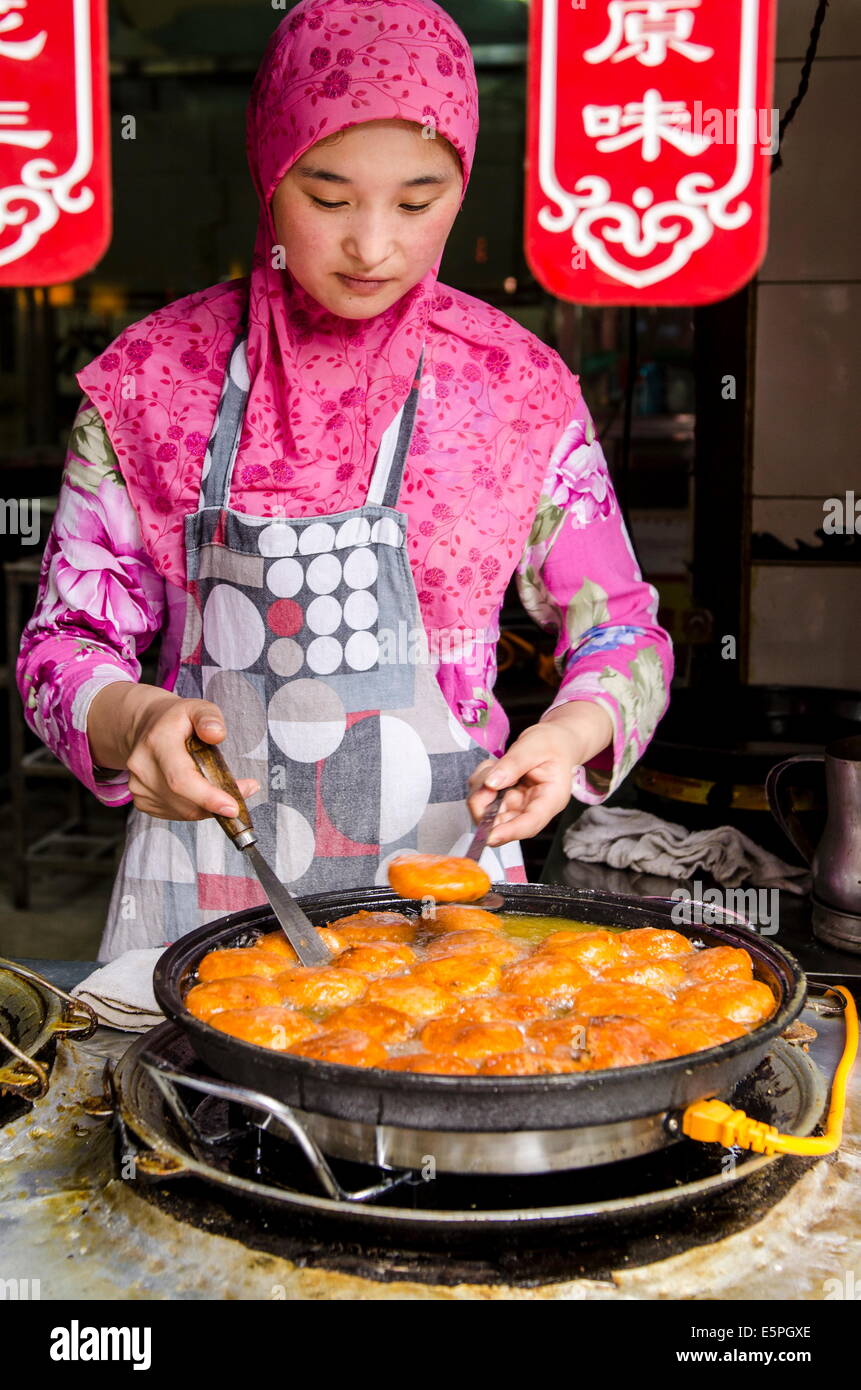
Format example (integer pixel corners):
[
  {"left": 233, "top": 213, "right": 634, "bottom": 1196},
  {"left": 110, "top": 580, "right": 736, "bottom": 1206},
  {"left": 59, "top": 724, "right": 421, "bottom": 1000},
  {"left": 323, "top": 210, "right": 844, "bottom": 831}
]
[
  {"left": 113, "top": 1021, "right": 828, "bottom": 1243},
  {"left": 274, "top": 1104, "right": 676, "bottom": 1174},
  {"left": 3, "top": 1027, "right": 856, "bottom": 1298}
]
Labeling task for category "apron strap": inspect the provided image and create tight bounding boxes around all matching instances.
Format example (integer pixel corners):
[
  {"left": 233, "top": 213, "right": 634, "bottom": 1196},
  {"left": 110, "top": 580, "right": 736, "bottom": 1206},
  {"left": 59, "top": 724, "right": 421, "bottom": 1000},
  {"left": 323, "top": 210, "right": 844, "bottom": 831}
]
[
  {"left": 200, "top": 331, "right": 249, "bottom": 511},
  {"left": 365, "top": 350, "right": 424, "bottom": 510},
  {"left": 202, "top": 339, "right": 424, "bottom": 513}
]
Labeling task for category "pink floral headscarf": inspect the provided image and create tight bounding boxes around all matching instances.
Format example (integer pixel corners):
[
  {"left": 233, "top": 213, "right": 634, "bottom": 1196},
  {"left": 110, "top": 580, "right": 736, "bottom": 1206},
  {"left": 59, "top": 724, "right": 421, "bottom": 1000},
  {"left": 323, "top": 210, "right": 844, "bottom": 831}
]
[
  {"left": 239, "top": 0, "right": 479, "bottom": 505},
  {"left": 78, "top": 0, "right": 581, "bottom": 639}
]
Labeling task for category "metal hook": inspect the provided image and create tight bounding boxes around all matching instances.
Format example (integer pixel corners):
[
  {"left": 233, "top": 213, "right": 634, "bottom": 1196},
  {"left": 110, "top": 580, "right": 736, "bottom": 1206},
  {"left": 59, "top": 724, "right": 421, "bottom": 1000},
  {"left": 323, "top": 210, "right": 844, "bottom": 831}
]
[{"left": 138, "top": 1054, "right": 412, "bottom": 1204}]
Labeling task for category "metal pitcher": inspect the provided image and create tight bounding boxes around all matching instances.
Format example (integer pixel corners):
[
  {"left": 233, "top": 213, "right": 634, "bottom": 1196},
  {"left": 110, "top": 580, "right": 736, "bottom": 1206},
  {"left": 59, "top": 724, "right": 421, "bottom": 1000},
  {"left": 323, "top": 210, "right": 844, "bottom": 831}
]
[{"left": 766, "top": 734, "right": 861, "bottom": 953}]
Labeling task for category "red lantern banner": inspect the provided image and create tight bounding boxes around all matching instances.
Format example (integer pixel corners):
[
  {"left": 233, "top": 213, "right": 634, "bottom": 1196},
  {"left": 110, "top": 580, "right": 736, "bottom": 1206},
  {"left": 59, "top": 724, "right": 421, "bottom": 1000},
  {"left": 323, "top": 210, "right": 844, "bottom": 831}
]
[
  {"left": 526, "top": 0, "right": 778, "bottom": 305},
  {"left": 0, "top": 0, "right": 111, "bottom": 286}
]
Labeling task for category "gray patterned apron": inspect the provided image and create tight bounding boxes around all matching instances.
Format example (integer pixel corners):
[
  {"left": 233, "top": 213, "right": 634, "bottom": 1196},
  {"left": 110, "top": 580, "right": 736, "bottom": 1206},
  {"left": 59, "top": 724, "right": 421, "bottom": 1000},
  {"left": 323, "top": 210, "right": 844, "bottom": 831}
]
[{"left": 100, "top": 326, "right": 525, "bottom": 958}]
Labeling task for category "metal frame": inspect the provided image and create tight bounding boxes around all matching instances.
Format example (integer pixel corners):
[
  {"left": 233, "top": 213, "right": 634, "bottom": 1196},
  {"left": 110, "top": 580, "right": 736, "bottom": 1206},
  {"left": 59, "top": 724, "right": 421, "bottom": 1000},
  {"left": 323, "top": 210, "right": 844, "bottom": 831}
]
[{"left": 692, "top": 282, "right": 757, "bottom": 687}]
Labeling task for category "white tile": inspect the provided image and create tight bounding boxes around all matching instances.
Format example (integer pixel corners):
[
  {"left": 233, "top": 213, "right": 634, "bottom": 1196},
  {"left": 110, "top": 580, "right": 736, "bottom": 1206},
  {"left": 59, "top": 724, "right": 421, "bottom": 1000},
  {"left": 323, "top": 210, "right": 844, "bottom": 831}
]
[
  {"left": 752, "top": 497, "right": 834, "bottom": 544},
  {"left": 776, "top": 0, "right": 861, "bottom": 60},
  {"left": 749, "top": 565, "right": 861, "bottom": 686},
  {"left": 762, "top": 60, "right": 861, "bottom": 282},
  {"left": 753, "top": 283, "right": 861, "bottom": 496}
]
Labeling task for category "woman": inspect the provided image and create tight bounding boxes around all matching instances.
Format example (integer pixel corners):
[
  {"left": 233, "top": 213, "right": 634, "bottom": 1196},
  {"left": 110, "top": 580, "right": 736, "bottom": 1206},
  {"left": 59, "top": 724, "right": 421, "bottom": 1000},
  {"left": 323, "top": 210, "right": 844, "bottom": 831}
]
[{"left": 18, "top": 0, "right": 673, "bottom": 960}]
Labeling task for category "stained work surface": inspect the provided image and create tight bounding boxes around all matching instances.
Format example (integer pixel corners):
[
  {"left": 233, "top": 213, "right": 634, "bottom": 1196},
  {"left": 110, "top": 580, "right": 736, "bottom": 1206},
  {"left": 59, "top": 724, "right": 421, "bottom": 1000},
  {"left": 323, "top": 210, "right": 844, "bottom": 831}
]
[{"left": 0, "top": 1029, "right": 858, "bottom": 1301}]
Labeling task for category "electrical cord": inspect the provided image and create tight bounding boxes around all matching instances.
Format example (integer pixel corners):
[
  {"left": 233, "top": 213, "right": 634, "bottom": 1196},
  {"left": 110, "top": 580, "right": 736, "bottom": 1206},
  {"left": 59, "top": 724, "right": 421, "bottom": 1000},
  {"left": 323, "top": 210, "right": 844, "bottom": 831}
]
[
  {"left": 772, "top": 0, "right": 830, "bottom": 173},
  {"left": 683, "top": 986, "right": 858, "bottom": 1156}
]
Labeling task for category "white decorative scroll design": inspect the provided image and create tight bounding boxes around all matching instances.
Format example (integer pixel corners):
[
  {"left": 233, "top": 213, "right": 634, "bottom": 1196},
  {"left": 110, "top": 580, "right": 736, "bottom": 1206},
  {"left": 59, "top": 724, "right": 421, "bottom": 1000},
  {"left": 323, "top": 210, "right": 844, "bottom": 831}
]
[
  {"left": 537, "top": 0, "right": 759, "bottom": 289},
  {"left": 0, "top": 0, "right": 96, "bottom": 270}
]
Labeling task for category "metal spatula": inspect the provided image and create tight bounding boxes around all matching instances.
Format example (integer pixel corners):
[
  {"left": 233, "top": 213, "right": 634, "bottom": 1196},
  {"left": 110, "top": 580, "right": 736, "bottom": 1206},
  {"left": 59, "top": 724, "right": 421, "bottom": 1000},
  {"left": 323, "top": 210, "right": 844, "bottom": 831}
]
[
  {"left": 186, "top": 734, "right": 332, "bottom": 967},
  {"left": 451, "top": 791, "right": 506, "bottom": 911}
]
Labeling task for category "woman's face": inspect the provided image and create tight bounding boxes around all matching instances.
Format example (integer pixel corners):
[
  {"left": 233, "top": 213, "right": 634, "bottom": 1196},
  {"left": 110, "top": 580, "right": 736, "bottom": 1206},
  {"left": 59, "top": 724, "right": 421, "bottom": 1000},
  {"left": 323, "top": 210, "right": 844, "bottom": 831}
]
[{"left": 271, "top": 119, "right": 463, "bottom": 320}]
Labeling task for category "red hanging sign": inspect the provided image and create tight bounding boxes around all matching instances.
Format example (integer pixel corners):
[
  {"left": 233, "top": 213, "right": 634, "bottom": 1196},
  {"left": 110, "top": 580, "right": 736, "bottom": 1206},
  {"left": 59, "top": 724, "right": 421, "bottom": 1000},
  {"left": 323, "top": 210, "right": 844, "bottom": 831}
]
[
  {"left": 525, "top": 0, "right": 777, "bottom": 305},
  {"left": 0, "top": 0, "right": 111, "bottom": 286}
]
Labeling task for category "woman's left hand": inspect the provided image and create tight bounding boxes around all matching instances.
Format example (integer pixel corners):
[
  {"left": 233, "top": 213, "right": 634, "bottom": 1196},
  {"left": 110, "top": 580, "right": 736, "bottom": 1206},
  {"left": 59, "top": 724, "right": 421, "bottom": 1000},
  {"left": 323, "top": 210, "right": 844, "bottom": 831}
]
[{"left": 466, "top": 701, "right": 615, "bottom": 846}]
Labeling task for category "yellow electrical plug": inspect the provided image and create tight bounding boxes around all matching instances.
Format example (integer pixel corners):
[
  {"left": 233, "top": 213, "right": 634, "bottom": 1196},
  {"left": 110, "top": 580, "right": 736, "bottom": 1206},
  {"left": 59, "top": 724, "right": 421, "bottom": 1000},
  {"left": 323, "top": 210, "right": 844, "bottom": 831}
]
[{"left": 682, "top": 986, "right": 858, "bottom": 1156}]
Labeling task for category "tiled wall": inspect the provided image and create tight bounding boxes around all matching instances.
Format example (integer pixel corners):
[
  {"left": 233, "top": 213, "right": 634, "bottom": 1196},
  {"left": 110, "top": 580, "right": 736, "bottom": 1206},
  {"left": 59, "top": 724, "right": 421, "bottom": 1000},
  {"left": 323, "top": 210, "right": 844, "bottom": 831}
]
[{"left": 748, "top": 0, "right": 861, "bottom": 687}]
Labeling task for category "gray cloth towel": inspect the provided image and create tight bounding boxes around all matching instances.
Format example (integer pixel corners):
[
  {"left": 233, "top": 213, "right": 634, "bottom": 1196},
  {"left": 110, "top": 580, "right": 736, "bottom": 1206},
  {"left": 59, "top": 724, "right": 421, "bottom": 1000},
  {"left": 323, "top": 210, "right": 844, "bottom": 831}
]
[
  {"left": 72, "top": 948, "right": 165, "bottom": 1031},
  {"left": 563, "top": 806, "right": 811, "bottom": 894}
]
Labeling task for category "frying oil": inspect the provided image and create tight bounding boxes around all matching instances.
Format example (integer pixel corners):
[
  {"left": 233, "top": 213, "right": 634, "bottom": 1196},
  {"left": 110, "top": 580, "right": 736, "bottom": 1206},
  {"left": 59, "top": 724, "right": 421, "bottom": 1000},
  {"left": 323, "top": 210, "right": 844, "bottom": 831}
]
[{"left": 497, "top": 915, "right": 625, "bottom": 946}]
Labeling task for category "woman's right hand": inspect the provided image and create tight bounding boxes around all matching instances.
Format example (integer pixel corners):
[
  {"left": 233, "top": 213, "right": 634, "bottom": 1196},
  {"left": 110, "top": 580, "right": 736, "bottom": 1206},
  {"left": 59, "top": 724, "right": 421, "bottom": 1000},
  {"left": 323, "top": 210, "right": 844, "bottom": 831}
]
[{"left": 87, "top": 683, "right": 259, "bottom": 821}]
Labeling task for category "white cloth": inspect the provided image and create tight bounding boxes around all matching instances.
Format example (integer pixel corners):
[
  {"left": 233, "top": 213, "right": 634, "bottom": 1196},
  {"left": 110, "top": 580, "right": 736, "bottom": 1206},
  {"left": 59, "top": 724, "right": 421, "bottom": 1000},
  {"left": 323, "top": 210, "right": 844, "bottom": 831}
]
[
  {"left": 72, "top": 948, "right": 165, "bottom": 1031},
  {"left": 563, "top": 806, "right": 811, "bottom": 895}
]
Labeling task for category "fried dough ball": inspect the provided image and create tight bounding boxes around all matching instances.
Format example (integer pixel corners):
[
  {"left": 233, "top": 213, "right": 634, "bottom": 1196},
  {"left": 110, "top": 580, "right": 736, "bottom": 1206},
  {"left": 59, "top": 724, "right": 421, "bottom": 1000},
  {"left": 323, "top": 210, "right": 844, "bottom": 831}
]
[
  {"left": 253, "top": 929, "right": 346, "bottom": 961},
  {"left": 254, "top": 931, "right": 298, "bottom": 960},
  {"left": 324, "top": 1002, "right": 416, "bottom": 1046},
  {"left": 536, "top": 929, "right": 629, "bottom": 969},
  {"left": 424, "top": 905, "right": 503, "bottom": 935},
  {"left": 419, "top": 1018, "right": 524, "bottom": 1059},
  {"left": 324, "top": 910, "right": 417, "bottom": 945},
  {"left": 185, "top": 977, "right": 282, "bottom": 1021},
  {"left": 574, "top": 981, "right": 673, "bottom": 1022},
  {"left": 450, "top": 994, "right": 550, "bottom": 1025},
  {"left": 289, "top": 1029, "right": 387, "bottom": 1067},
  {"left": 276, "top": 966, "right": 367, "bottom": 1012},
  {"left": 679, "top": 979, "right": 775, "bottom": 1027},
  {"left": 425, "top": 931, "right": 523, "bottom": 964},
  {"left": 320, "top": 929, "right": 348, "bottom": 953},
  {"left": 684, "top": 945, "right": 754, "bottom": 984},
  {"left": 600, "top": 958, "right": 688, "bottom": 993},
  {"left": 526, "top": 1015, "right": 589, "bottom": 1056},
  {"left": 583, "top": 1018, "right": 676, "bottom": 1069},
  {"left": 388, "top": 852, "right": 491, "bottom": 904},
  {"left": 502, "top": 954, "right": 590, "bottom": 1004},
  {"left": 197, "top": 947, "right": 285, "bottom": 983},
  {"left": 412, "top": 954, "right": 503, "bottom": 996},
  {"left": 382, "top": 1053, "right": 479, "bottom": 1074},
  {"left": 620, "top": 927, "right": 694, "bottom": 959},
  {"left": 209, "top": 1006, "right": 319, "bottom": 1051},
  {"left": 334, "top": 942, "right": 417, "bottom": 976},
  {"left": 366, "top": 976, "right": 456, "bottom": 1020},
  {"left": 479, "top": 1052, "right": 583, "bottom": 1075},
  {"left": 662, "top": 1012, "right": 747, "bottom": 1055}
]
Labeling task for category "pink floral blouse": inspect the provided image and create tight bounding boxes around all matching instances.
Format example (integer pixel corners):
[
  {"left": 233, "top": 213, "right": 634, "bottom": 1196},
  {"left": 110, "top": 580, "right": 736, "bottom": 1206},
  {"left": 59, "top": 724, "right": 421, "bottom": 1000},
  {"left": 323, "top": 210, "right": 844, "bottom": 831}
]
[{"left": 17, "top": 392, "right": 673, "bottom": 808}]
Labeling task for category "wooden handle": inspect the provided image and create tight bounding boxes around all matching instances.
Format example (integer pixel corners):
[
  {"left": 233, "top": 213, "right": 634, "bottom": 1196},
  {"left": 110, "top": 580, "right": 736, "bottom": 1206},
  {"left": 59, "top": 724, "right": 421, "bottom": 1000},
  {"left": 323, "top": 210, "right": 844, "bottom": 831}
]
[{"left": 186, "top": 733, "right": 255, "bottom": 846}]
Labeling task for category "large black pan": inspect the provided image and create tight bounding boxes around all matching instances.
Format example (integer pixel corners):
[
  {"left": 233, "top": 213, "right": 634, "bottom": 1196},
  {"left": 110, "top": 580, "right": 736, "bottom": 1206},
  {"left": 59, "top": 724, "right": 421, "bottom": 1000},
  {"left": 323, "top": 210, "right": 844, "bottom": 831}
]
[{"left": 153, "top": 884, "right": 806, "bottom": 1132}]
